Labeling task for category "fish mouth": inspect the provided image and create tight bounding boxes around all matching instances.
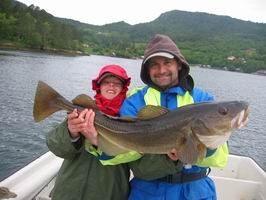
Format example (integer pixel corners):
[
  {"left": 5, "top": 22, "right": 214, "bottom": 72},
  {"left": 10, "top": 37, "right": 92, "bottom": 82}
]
[{"left": 231, "top": 106, "right": 250, "bottom": 129}]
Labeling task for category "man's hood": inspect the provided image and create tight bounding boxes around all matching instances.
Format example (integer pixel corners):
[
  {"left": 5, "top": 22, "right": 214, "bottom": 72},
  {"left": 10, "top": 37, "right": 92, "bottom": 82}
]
[{"left": 141, "top": 34, "right": 194, "bottom": 91}]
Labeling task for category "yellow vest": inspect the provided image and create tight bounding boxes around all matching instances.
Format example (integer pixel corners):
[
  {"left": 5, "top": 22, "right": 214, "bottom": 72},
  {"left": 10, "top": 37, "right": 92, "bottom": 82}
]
[{"left": 142, "top": 87, "right": 228, "bottom": 168}]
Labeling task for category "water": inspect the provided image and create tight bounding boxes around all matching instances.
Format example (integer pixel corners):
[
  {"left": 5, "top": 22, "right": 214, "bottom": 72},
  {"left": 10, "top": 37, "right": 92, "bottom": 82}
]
[{"left": 0, "top": 50, "right": 265, "bottom": 181}]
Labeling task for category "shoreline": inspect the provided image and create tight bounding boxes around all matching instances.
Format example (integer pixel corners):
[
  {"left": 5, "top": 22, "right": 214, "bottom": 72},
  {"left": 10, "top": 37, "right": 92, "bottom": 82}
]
[
  {"left": 0, "top": 43, "right": 89, "bottom": 57},
  {"left": 1, "top": 45, "right": 265, "bottom": 76}
]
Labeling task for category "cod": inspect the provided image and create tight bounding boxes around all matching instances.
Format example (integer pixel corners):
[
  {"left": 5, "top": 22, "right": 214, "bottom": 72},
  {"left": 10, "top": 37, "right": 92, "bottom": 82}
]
[{"left": 33, "top": 81, "right": 249, "bottom": 164}]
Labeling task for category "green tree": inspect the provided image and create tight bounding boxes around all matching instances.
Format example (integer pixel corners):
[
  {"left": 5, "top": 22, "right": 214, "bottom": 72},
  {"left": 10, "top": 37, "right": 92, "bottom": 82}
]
[
  {"left": 0, "top": 0, "right": 12, "bottom": 15},
  {"left": 36, "top": 21, "right": 51, "bottom": 49},
  {"left": 16, "top": 12, "right": 36, "bottom": 41},
  {"left": 29, "top": 32, "right": 42, "bottom": 48},
  {"left": 0, "top": 13, "right": 16, "bottom": 39}
]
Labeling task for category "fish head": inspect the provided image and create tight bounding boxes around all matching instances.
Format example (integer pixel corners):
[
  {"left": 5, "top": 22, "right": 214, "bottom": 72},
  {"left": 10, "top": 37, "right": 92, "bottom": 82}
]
[{"left": 192, "top": 101, "right": 250, "bottom": 149}]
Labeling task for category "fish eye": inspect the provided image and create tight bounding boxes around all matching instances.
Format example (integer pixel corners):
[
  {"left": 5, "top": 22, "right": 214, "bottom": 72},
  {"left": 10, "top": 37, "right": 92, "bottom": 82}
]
[{"left": 218, "top": 107, "right": 228, "bottom": 115}]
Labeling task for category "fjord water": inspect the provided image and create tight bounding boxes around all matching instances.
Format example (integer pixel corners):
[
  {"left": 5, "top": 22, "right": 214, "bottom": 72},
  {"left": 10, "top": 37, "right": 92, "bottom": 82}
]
[{"left": 0, "top": 50, "right": 265, "bottom": 181}]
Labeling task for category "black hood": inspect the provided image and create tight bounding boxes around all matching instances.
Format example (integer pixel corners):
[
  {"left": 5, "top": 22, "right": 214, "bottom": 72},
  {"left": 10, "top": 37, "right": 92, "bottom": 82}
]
[{"left": 141, "top": 34, "right": 194, "bottom": 91}]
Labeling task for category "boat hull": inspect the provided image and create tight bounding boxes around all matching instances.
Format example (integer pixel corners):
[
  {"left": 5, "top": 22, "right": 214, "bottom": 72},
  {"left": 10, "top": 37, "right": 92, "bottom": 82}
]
[{"left": 1, "top": 152, "right": 265, "bottom": 200}]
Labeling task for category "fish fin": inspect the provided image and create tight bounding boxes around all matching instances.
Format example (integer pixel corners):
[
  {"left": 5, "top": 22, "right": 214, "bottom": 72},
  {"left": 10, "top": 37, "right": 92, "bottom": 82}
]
[
  {"left": 33, "top": 81, "right": 74, "bottom": 122},
  {"left": 98, "top": 135, "right": 130, "bottom": 156},
  {"left": 197, "top": 143, "right": 207, "bottom": 162},
  {"left": 177, "top": 131, "right": 206, "bottom": 164},
  {"left": 72, "top": 94, "right": 98, "bottom": 110},
  {"left": 137, "top": 105, "right": 169, "bottom": 120}
]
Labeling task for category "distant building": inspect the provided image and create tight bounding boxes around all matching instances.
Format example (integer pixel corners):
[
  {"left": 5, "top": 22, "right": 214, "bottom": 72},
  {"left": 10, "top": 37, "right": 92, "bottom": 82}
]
[
  {"left": 227, "top": 56, "right": 246, "bottom": 63},
  {"left": 227, "top": 56, "right": 236, "bottom": 61},
  {"left": 82, "top": 44, "right": 89, "bottom": 48}
]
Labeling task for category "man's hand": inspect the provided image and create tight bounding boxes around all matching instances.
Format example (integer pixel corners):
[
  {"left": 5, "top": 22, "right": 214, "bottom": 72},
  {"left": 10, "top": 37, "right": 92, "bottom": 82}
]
[{"left": 167, "top": 148, "right": 179, "bottom": 161}]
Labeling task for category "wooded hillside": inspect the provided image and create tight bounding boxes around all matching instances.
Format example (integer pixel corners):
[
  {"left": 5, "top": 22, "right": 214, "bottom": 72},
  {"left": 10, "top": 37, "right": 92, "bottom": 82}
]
[{"left": 1, "top": 0, "right": 266, "bottom": 73}]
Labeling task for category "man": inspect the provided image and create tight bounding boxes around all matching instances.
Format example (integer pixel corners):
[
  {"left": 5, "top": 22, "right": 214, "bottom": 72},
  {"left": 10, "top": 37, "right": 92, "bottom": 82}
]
[{"left": 120, "top": 34, "right": 228, "bottom": 200}]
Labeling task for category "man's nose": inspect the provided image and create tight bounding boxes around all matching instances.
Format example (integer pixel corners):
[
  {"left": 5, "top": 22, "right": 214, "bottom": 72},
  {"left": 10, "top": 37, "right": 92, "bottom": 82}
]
[{"left": 158, "top": 65, "right": 167, "bottom": 73}]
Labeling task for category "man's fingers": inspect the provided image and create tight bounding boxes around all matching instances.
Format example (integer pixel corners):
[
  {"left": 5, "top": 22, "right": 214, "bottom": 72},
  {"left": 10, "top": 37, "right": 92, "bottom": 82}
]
[{"left": 167, "top": 148, "right": 179, "bottom": 161}]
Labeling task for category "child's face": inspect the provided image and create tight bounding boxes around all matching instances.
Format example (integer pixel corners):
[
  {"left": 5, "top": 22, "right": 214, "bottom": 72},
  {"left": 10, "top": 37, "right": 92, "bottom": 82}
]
[{"left": 100, "top": 76, "right": 123, "bottom": 99}]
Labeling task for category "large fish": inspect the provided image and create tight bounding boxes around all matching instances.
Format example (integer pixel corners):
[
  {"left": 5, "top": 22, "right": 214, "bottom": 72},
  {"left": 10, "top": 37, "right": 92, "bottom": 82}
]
[{"left": 33, "top": 81, "right": 250, "bottom": 164}]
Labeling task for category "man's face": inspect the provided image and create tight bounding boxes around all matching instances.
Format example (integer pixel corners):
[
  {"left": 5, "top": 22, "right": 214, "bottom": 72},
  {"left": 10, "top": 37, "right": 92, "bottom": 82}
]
[{"left": 148, "top": 56, "right": 181, "bottom": 89}]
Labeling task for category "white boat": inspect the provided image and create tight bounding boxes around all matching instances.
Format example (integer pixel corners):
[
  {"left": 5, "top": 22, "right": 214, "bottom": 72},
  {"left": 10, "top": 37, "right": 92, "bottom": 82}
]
[{"left": 0, "top": 152, "right": 265, "bottom": 200}]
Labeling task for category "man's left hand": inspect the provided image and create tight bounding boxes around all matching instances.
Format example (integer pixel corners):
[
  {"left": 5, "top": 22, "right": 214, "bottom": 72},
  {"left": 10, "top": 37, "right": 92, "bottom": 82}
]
[{"left": 167, "top": 148, "right": 179, "bottom": 161}]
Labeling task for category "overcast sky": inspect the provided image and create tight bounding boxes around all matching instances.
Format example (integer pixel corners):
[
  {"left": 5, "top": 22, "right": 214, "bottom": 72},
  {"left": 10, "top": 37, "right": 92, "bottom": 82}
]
[{"left": 18, "top": 0, "right": 266, "bottom": 25}]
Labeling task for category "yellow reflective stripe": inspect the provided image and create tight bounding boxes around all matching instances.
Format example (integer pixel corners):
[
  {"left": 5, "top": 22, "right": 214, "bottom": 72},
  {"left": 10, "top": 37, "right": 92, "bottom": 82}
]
[
  {"left": 177, "top": 91, "right": 194, "bottom": 107},
  {"left": 85, "top": 139, "right": 142, "bottom": 165},
  {"left": 84, "top": 139, "right": 102, "bottom": 156},
  {"left": 127, "top": 86, "right": 144, "bottom": 97},
  {"left": 144, "top": 88, "right": 161, "bottom": 106},
  {"left": 99, "top": 151, "right": 142, "bottom": 166},
  {"left": 196, "top": 143, "right": 228, "bottom": 167},
  {"left": 144, "top": 89, "right": 194, "bottom": 107}
]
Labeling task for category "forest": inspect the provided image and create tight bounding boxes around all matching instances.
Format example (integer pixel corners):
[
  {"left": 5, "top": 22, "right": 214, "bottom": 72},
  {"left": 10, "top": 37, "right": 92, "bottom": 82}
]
[
  {"left": 1, "top": 0, "right": 266, "bottom": 73},
  {"left": 0, "top": 0, "right": 84, "bottom": 53}
]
